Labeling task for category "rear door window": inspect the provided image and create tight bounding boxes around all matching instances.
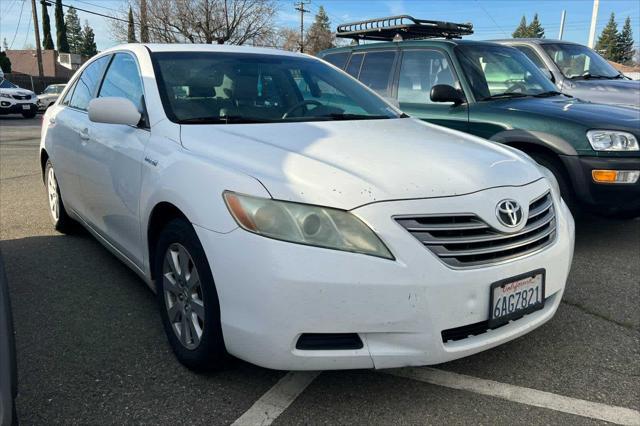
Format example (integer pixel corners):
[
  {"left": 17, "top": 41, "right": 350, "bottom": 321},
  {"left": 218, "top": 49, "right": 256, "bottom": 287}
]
[
  {"left": 345, "top": 53, "right": 364, "bottom": 78},
  {"left": 323, "top": 52, "right": 350, "bottom": 70},
  {"left": 358, "top": 51, "right": 396, "bottom": 97},
  {"left": 69, "top": 55, "right": 110, "bottom": 111}
]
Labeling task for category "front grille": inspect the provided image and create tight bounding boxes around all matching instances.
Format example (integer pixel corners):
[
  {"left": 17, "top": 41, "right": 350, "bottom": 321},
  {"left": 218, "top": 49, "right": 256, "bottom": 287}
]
[
  {"left": 12, "top": 94, "right": 32, "bottom": 100},
  {"left": 395, "top": 192, "right": 555, "bottom": 268}
]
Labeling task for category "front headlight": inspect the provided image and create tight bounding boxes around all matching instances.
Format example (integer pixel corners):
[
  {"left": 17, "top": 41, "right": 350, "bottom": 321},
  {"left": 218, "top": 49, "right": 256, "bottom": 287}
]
[
  {"left": 223, "top": 192, "right": 394, "bottom": 260},
  {"left": 0, "top": 93, "right": 12, "bottom": 99},
  {"left": 587, "top": 130, "right": 639, "bottom": 151}
]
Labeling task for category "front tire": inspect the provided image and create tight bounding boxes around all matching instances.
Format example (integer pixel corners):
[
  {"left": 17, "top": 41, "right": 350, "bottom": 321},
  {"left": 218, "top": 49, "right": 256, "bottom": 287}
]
[
  {"left": 22, "top": 110, "right": 36, "bottom": 119},
  {"left": 528, "top": 152, "right": 577, "bottom": 213},
  {"left": 44, "top": 160, "right": 74, "bottom": 233},
  {"left": 154, "top": 219, "right": 228, "bottom": 371}
]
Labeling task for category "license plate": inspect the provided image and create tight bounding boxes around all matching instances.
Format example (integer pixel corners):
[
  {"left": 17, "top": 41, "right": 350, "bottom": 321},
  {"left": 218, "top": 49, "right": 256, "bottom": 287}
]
[
  {"left": 489, "top": 269, "right": 545, "bottom": 327},
  {"left": 22, "top": 104, "right": 30, "bottom": 110}
]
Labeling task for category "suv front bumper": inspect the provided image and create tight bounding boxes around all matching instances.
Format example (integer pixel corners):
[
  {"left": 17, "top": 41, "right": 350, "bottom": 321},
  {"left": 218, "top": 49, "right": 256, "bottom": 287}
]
[
  {"left": 562, "top": 155, "right": 640, "bottom": 216},
  {"left": 194, "top": 179, "right": 575, "bottom": 370},
  {"left": 0, "top": 99, "right": 37, "bottom": 115}
]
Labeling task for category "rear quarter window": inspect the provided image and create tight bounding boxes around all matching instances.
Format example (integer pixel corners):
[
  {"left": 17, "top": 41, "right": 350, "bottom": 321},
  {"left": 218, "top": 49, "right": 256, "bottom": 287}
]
[{"left": 322, "top": 52, "right": 350, "bottom": 70}]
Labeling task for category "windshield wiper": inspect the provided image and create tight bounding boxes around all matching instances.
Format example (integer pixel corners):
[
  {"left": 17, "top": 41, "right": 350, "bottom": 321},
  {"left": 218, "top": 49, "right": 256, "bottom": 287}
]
[
  {"left": 570, "top": 73, "right": 620, "bottom": 80},
  {"left": 481, "top": 92, "right": 531, "bottom": 101},
  {"left": 533, "top": 90, "right": 564, "bottom": 98},
  {"left": 313, "top": 113, "right": 393, "bottom": 121},
  {"left": 178, "top": 115, "right": 274, "bottom": 124}
]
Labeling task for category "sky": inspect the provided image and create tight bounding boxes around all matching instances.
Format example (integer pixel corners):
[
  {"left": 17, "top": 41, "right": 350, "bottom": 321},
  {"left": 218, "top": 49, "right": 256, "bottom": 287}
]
[{"left": 1, "top": 0, "right": 639, "bottom": 52}]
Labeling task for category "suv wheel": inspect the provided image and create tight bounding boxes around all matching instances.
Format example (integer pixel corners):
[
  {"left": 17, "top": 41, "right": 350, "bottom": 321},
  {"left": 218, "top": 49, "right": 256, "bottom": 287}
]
[
  {"left": 154, "top": 219, "right": 228, "bottom": 371},
  {"left": 44, "top": 160, "right": 74, "bottom": 232}
]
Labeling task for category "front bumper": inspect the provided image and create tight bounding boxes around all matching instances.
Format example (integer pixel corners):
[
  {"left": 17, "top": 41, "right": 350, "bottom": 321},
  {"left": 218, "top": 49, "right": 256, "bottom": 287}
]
[
  {"left": 0, "top": 100, "right": 37, "bottom": 115},
  {"left": 195, "top": 179, "right": 575, "bottom": 370},
  {"left": 562, "top": 155, "right": 640, "bottom": 216}
]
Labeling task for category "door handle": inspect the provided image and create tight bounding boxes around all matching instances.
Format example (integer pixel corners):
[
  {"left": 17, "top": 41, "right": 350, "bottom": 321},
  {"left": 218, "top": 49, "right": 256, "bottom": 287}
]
[
  {"left": 48, "top": 117, "right": 56, "bottom": 125},
  {"left": 79, "top": 128, "right": 90, "bottom": 141}
]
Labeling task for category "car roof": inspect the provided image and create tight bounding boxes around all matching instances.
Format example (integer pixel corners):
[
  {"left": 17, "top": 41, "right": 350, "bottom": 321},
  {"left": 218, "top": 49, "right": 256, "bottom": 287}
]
[
  {"left": 491, "top": 38, "right": 582, "bottom": 46},
  {"left": 100, "top": 43, "right": 308, "bottom": 59},
  {"left": 320, "top": 39, "right": 509, "bottom": 55}
]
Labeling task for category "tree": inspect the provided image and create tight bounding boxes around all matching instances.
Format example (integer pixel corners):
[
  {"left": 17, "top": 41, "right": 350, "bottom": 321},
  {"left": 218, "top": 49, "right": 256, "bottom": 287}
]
[
  {"left": 54, "top": 0, "right": 69, "bottom": 53},
  {"left": 618, "top": 16, "right": 634, "bottom": 65},
  {"left": 79, "top": 21, "right": 98, "bottom": 57},
  {"left": 0, "top": 51, "right": 11, "bottom": 73},
  {"left": 596, "top": 13, "right": 621, "bottom": 62},
  {"left": 128, "top": 7, "right": 137, "bottom": 43},
  {"left": 512, "top": 16, "right": 528, "bottom": 38},
  {"left": 527, "top": 13, "right": 544, "bottom": 38},
  {"left": 139, "top": 0, "right": 149, "bottom": 42},
  {"left": 41, "top": 1, "right": 55, "bottom": 49},
  {"left": 109, "top": 0, "right": 277, "bottom": 45},
  {"left": 305, "top": 6, "right": 333, "bottom": 55},
  {"left": 65, "top": 7, "right": 83, "bottom": 54}
]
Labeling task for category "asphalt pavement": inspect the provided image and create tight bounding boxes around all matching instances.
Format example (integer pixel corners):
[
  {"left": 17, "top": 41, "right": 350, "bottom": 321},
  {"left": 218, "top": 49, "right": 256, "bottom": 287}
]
[{"left": 1, "top": 116, "right": 638, "bottom": 425}]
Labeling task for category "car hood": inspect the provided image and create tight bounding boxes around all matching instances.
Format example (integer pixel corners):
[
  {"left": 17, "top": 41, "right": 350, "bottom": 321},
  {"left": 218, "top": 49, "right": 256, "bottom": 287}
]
[
  {"left": 37, "top": 93, "right": 57, "bottom": 100},
  {"left": 488, "top": 96, "right": 640, "bottom": 132},
  {"left": 0, "top": 88, "right": 35, "bottom": 97},
  {"left": 563, "top": 78, "right": 640, "bottom": 109},
  {"left": 180, "top": 118, "right": 543, "bottom": 210}
]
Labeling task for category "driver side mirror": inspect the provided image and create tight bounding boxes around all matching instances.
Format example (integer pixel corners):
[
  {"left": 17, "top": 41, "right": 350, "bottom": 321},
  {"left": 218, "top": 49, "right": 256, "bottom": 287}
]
[
  {"left": 88, "top": 97, "right": 142, "bottom": 126},
  {"left": 430, "top": 84, "right": 465, "bottom": 105}
]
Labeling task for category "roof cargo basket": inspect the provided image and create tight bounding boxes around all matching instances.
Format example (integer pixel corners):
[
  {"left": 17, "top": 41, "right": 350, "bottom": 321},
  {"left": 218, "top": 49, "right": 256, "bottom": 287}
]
[{"left": 336, "top": 15, "right": 473, "bottom": 42}]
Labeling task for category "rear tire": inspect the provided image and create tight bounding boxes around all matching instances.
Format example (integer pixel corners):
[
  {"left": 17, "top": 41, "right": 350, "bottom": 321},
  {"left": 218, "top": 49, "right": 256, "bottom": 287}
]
[
  {"left": 528, "top": 152, "right": 578, "bottom": 213},
  {"left": 44, "top": 160, "right": 75, "bottom": 233},
  {"left": 154, "top": 219, "right": 228, "bottom": 371}
]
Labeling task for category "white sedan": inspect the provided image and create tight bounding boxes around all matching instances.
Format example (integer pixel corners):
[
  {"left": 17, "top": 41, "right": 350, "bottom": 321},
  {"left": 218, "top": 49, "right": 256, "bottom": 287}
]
[{"left": 40, "top": 44, "right": 574, "bottom": 371}]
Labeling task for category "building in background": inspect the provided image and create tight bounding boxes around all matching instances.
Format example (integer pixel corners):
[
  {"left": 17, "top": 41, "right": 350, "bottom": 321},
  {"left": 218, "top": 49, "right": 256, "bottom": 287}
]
[
  {"left": 608, "top": 61, "right": 640, "bottom": 80},
  {"left": 4, "top": 49, "right": 84, "bottom": 78}
]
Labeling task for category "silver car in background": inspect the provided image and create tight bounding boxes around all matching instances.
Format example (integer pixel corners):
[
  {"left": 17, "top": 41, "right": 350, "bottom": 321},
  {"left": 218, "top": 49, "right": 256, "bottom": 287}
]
[
  {"left": 37, "top": 84, "right": 66, "bottom": 111},
  {"left": 495, "top": 39, "right": 640, "bottom": 108}
]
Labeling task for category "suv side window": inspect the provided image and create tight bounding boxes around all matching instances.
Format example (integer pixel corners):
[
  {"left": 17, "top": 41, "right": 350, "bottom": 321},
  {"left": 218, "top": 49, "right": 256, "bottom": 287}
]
[
  {"left": 397, "top": 50, "right": 459, "bottom": 105},
  {"left": 69, "top": 55, "right": 110, "bottom": 111},
  {"left": 98, "top": 53, "right": 144, "bottom": 112},
  {"left": 515, "top": 45, "right": 548, "bottom": 72},
  {"left": 358, "top": 51, "right": 396, "bottom": 96},
  {"left": 322, "top": 52, "right": 350, "bottom": 70},
  {"left": 346, "top": 53, "right": 364, "bottom": 78}
]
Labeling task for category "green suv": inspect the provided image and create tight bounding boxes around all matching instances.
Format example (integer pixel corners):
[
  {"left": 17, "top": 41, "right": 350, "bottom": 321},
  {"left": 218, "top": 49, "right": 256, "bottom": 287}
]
[{"left": 318, "top": 17, "right": 640, "bottom": 217}]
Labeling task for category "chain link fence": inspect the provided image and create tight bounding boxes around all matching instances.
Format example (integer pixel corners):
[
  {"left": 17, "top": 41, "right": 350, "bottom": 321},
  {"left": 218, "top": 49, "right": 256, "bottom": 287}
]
[{"left": 2, "top": 73, "right": 69, "bottom": 94}]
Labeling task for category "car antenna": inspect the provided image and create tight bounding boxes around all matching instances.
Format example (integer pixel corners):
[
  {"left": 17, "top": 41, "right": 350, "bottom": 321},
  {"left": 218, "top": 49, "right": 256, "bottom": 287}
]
[{"left": 336, "top": 15, "right": 473, "bottom": 42}]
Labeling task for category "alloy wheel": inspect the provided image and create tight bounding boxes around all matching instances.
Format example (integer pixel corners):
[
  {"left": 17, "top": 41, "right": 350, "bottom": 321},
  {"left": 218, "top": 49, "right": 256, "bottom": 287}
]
[
  {"left": 162, "top": 243, "right": 205, "bottom": 350},
  {"left": 47, "top": 167, "right": 59, "bottom": 222}
]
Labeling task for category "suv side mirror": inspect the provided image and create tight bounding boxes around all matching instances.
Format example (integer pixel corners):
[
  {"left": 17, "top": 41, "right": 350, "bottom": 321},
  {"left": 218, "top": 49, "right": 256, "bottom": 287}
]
[
  {"left": 430, "top": 85, "right": 465, "bottom": 105},
  {"left": 88, "top": 97, "right": 141, "bottom": 126}
]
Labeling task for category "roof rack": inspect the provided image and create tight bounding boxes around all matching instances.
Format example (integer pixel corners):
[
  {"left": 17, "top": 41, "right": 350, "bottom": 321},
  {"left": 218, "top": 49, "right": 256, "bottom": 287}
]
[{"left": 336, "top": 15, "right": 473, "bottom": 42}]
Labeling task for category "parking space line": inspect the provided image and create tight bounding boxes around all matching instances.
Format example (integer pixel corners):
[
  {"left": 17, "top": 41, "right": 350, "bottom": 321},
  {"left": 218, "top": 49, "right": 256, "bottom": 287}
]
[
  {"left": 387, "top": 368, "right": 640, "bottom": 425},
  {"left": 231, "top": 371, "right": 320, "bottom": 426}
]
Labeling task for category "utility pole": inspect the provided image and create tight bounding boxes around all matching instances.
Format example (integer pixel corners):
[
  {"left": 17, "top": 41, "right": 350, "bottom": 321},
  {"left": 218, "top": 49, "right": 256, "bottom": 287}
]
[
  {"left": 30, "top": 0, "right": 44, "bottom": 78},
  {"left": 558, "top": 10, "right": 566, "bottom": 40},
  {"left": 294, "top": 0, "right": 310, "bottom": 53},
  {"left": 587, "top": 0, "right": 600, "bottom": 48}
]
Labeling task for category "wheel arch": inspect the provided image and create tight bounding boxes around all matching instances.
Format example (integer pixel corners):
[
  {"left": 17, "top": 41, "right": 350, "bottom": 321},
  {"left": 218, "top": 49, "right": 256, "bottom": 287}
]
[
  {"left": 147, "top": 202, "right": 191, "bottom": 281},
  {"left": 490, "top": 129, "right": 578, "bottom": 156}
]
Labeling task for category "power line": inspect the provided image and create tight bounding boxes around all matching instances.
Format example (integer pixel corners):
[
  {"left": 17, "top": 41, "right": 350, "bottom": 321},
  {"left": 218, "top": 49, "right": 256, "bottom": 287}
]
[
  {"left": 22, "top": 2, "right": 33, "bottom": 48},
  {"left": 9, "top": 0, "right": 25, "bottom": 49}
]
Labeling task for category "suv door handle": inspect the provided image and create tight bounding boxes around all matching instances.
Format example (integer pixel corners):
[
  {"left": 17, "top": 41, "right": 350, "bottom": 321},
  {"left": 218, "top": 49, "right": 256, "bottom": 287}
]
[{"left": 79, "top": 128, "right": 90, "bottom": 141}]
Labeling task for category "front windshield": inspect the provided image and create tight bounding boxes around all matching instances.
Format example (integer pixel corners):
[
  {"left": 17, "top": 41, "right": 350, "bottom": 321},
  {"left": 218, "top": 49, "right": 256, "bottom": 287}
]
[
  {"left": 541, "top": 43, "right": 620, "bottom": 79},
  {"left": 151, "top": 52, "right": 403, "bottom": 124},
  {"left": 456, "top": 44, "right": 558, "bottom": 101},
  {"left": 0, "top": 79, "right": 18, "bottom": 89}
]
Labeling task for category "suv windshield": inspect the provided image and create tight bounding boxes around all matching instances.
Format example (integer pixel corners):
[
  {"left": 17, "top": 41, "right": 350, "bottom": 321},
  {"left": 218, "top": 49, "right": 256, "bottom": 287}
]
[
  {"left": 456, "top": 44, "right": 558, "bottom": 101},
  {"left": 541, "top": 43, "right": 621, "bottom": 79},
  {"left": 151, "top": 52, "right": 403, "bottom": 124},
  {"left": 0, "top": 79, "right": 18, "bottom": 89}
]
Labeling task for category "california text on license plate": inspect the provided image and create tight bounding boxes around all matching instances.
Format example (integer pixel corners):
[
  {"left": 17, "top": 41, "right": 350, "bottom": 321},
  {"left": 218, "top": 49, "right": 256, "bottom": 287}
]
[
  {"left": 22, "top": 104, "right": 30, "bottom": 110},
  {"left": 489, "top": 269, "right": 545, "bottom": 328}
]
